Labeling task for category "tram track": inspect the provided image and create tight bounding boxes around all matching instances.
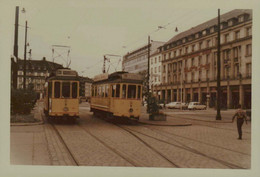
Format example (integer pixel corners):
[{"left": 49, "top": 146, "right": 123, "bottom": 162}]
[
  {"left": 144, "top": 125, "right": 250, "bottom": 156},
  {"left": 115, "top": 123, "right": 246, "bottom": 169},
  {"left": 50, "top": 122, "right": 80, "bottom": 166}
]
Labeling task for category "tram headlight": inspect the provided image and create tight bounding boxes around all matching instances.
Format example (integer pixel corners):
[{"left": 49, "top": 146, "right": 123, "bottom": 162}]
[
  {"left": 129, "top": 108, "right": 133, "bottom": 113},
  {"left": 63, "top": 107, "right": 69, "bottom": 112}
]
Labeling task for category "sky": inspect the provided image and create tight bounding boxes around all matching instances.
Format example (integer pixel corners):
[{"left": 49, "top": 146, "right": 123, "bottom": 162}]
[{"left": 2, "top": 0, "right": 256, "bottom": 78}]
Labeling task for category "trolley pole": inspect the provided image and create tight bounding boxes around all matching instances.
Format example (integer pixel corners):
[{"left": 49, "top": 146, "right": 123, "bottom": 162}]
[
  {"left": 216, "top": 9, "right": 222, "bottom": 120},
  {"left": 23, "top": 20, "right": 28, "bottom": 90}
]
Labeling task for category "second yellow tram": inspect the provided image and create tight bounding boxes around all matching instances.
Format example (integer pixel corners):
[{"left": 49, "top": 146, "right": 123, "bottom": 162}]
[{"left": 90, "top": 72, "right": 143, "bottom": 120}]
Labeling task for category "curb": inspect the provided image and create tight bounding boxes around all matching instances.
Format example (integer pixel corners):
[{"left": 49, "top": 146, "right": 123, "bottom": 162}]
[
  {"left": 165, "top": 113, "right": 232, "bottom": 123},
  {"left": 138, "top": 121, "right": 192, "bottom": 126},
  {"left": 11, "top": 103, "right": 44, "bottom": 126}
]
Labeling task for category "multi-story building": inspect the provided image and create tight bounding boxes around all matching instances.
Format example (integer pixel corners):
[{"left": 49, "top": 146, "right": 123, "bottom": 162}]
[
  {"left": 154, "top": 9, "right": 252, "bottom": 109},
  {"left": 79, "top": 76, "right": 93, "bottom": 101},
  {"left": 149, "top": 46, "right": 164, "bottom": 98},
  {"left": 16, "top": 57, "right": 63, "bottom": 99},
  {"left": 122, "top": 41, "right": 165, "bottom": 74}
]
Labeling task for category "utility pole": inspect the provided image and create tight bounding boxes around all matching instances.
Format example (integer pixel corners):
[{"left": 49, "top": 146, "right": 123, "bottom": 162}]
[
  {"left": 23, "top": 20, "right": 28, "bottom": 90},
  {"left": 12, "top": 6, "right": 19, "bottom": 89},
  {"left": 216, "top": 9, "right": 222, "bottom": 120},
  {"left": 147, "top": 35, "right": 150, "bottom": 93},
  {"left": 103, "top": 55, "right": 107, "bottom": 73}
]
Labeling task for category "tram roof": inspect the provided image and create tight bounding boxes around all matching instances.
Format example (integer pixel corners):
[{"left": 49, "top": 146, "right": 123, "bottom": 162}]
[
  {"left": 46, "top": 75, "right": 80, "bottom": 81},
  {"left": 93, "top": 71, "right": 143, "bottom": 84}
]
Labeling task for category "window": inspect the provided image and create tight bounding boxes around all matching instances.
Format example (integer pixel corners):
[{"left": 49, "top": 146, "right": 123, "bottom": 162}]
[
  {"left": 122, "top": 84, "right": 127, "bottom": 98},
  {"left": 246, "top": 44, "right": 252, "bottom": 56},
  {"left": 224, "top": 34, "right": 229, "bottom": 43},
  {"left": 174, "top": 51, "right": 176, "bottom": 57},
  {"left": 128, "top": 85, "right": 136, "bottom": 99},
  {"left": 155, "top": 57, "right": 157, "bottom": 63},
  {"left": 246, "top": 63, "right": 252, "bottom": 77},
  {"left": 185, "top": 47, "right": 189, "bottom": 54},
  {"left": 234, "top": 63, "right": 240, "bottom": 78},
  {"left": 179, "top": 49, "right": 182, "bottom": 56},
  {"left": 191, "top": 58, "right": 194, "bottom": 66},
  {"left": 115, "top": 84, "right": 120, "bottom": 97},
  {"left": 246, "top": 27, "right": 252, "bottom": 36},
  {"left": 192, "top": 45, "right": 195, "bottom": 52},
  {"left": 234, "top": 47, "right": 238, "bottom": 59},
  {"left": 54, "top": 82, "right": 60, "bottom": 98},
  {"left": 137, "top": 85, "right": 141, "bottom": 99},
  {"left": 48, "top": 82, "right": 52, "bottom": 97},
  {"left": 95, "top": 86, "right": 97, "bottom": 96},
  {"left": 199, "top": 42, "right": 203, "bottom": 50},
  {"left": 158, "top": 66, "right": 161, "bottom": 72},
  {"left": 72, "top": 82, "right": 78, "bottom": 98},
  {"left": 105, "top": 85, "right": 109, "bottom": 97},
  {"left": 62, "top": 82, "right": 70, "bottom": 98},
  {"left": 235, "top": 31, "right": 240, "bottom": 40},
  {"left": 198, "top": 56, "right": 201, "bottom": 65},
  {"left": 206, "top": 40, "right": 211, "bottom": 48}
]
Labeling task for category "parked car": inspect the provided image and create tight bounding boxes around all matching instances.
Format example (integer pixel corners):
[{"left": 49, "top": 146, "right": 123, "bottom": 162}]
[
  {"left": 166, "top": 102, "right": 181, "bottom": 109},
  {"left": 188, "top": 102, "right": 206, "bottom": 110},
  {"left": 181, "top": 103, "right": 189, "bottom": 110}
]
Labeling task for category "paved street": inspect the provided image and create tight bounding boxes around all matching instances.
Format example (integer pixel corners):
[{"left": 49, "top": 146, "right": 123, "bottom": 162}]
[{"left": 10, "top": 101, "right": 251, "bottom": 168}]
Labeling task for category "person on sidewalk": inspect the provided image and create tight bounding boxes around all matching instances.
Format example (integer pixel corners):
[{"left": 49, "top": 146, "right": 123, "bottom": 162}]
[{"left": 232, "top": 104, "right": 248, "bottom": 140}]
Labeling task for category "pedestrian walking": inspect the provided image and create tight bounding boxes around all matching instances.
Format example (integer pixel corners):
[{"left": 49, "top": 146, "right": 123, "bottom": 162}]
[{"left": 232, "top": 104, "right": 248, "bottom": 140}]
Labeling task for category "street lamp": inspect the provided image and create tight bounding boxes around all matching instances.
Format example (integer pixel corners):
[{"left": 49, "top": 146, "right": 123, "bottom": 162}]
[{"left": 22, "top": 7, "right": 28, "bottom": 90}]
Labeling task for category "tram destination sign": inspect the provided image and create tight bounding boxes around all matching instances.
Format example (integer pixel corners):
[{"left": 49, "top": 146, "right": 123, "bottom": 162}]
[{"left": 121, "top": 73, "right": 143, "bottom": 81}]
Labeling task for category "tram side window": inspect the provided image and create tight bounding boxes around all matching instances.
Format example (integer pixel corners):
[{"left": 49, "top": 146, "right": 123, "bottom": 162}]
[
  {"left": 112, "top": 84, "right": 120, "bottom": 98},
  {"left": 122, "top": 84, "right": 127, "bottom": 98},
  {"left": 54, "top": 82, "right": 60, "bottom": 98},
  {"left": 95, "top": 86, "right": 97, "bottom": 97},
  {"left": 116, "top": 84, "right": 120, "bottom": 97},
  {"left": 48, "top": 82, "right": 52, "bottom": 97},
  {"left": 127, "top": 85, "right": 136, "bottom": 99},
  {"left": 62, "top": 82, "right": 70, "bottom": 98},
  {"left": 137, "top": 85, "right": 141, "bottom": 99},
  {"left": 72, "top": 82, "right": 78, "bottom": 98},
  {"left": 112, "top": 85, "right": 116, "bottom": 97},
  {"left": 105, "top": 85, "right": 109, "bottom": 97}
]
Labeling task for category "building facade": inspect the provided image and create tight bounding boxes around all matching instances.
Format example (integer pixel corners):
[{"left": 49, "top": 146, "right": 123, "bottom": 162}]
[
  {"left": 149, "top": 47, "right": 164, "bottom": 98},
  {"left": 154, "top": 9, "right": 252, "bottom": 109},
  {"left": 79, "top": 76, "right": 93, "bottom": 101},
  {"left": 122, "top": 41, "right": 165, "bottom": 74},
  {"left": 17, "top": 57, "right": 63, "bottom": 99}
]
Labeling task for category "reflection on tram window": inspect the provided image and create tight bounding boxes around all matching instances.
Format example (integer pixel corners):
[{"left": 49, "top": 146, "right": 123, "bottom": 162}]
[
  {"left": 72, "top": 82, "right": 77, "bottom": 98},
  {"left": 128, "top": 85, "right": 136, "bottom": 99},
  {"left": 54, "top": 82, "right": 60, "bottom": 98},
  {"left": 122, "top": 84, "right": 127, "bottom": 98},
  {"left": 138, "top": 85, "right": 141, "bottom": 99},
  {"left": 62, "top": 82, "right": 70, "bottom": 98}
]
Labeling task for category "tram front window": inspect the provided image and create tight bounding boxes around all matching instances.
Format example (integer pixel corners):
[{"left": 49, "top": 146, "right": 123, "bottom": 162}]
[
  {"left": 62, "top": 82, "right": 70, "bottom": 98},
  {"left": 54, "top": 82, "right": 60, "bottom": 98},
  {"left": 128, "top": 85, "right": 136, "bottom": 99},
  {"left": 137, "top": 85, "right": 141, "bottom": 99},
  {"left": 72, "top": 82, "right": 78, "bottom": 98}
]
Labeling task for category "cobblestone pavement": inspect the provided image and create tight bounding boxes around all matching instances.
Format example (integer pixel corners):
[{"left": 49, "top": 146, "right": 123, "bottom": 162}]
[
  {"left": 10, "top": 125, "right": 51, "bottom": 165},
  {"left": 10, "top": 102, "right": 251, "bottom": 169}
]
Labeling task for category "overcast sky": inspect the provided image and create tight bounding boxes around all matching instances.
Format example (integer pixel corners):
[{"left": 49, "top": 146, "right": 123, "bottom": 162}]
[{"left": 3, "top": 0, "right": 255, "bottom": 78}]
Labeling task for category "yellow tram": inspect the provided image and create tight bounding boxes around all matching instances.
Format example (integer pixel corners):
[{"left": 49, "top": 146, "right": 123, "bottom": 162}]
[
  {"left": 43, "top": 68, "right": 80, "bottom": 121},
  {"left": 90, "top": 71, "right": 143, "bottom": 120}
]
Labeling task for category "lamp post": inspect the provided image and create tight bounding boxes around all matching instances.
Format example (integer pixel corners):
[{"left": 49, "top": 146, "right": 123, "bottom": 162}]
[{"left": 22, "top": 8, "right": 28, "bottom": 90}]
